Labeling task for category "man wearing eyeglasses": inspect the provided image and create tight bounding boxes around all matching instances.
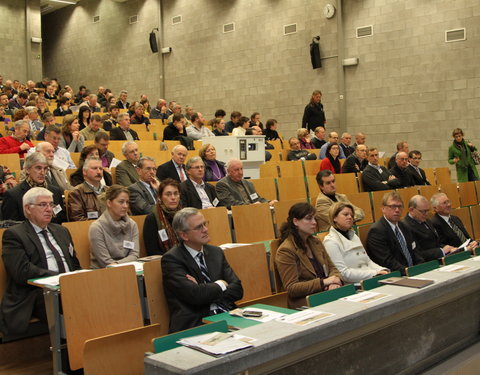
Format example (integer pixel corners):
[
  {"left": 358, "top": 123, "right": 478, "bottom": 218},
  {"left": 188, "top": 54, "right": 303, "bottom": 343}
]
[
  {"left": 180, "top": 157, "right": 221, "bottom": 209},
  {"left": 366, "top": 191, "right": 424, "bottom": 274},
  {"left": 402, "top": 195, "right": 457, "bottom": 261},
  {"left": 407, "top": 150, "right": 431, "bottom": 185},
  {"left": 0, "top": 187, "right": 81, "bottom": 336},
  {"left": 2, "top": 152, "right": 66, "bottom": 223},
  {"left": 162, "top": 208, "right": 243, "bottom": 332}
]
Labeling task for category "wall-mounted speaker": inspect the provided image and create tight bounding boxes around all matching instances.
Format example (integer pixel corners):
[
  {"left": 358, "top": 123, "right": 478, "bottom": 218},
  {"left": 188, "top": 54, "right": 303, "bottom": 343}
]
[{"left": 149, "top": 32, "right": 158, "bottom": 53}]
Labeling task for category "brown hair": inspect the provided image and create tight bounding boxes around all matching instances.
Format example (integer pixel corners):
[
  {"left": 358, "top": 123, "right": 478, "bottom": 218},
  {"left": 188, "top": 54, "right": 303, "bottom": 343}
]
[
  {"left": 328, "top": 202, "right": 354, "bottom": 227},
  {"left": 106, "top": 184, "right": 129, "bottom": 201}
]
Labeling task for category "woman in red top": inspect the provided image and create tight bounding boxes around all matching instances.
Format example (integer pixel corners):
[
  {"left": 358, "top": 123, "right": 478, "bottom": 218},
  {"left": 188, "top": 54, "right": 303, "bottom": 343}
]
[{"left": 320, "top": 142, "right": 342, "bottom": 174}]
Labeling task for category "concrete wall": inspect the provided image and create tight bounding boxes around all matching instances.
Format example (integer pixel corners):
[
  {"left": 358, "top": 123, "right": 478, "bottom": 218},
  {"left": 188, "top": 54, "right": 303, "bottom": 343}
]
[
  {"left": 42, "top": 0, "right": 162, "bottom": 101},
  {"left": 40, "top": 0, "right": 480, "bottom": 174},
  {"left": 0, "top": 0, "right": 42, "bottom": 82}
]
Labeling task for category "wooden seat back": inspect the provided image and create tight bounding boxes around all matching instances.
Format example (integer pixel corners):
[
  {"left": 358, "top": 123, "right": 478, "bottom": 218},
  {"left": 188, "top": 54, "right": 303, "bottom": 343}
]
[
  {"left": 83, "top": 324, "right": 162, "bottom": 375},
  {"left": 130, "top": 215, "right": 147, "bottom": 258},
  {"left": 60, "top": 266, "right": 143, "bottom": 370},
  {"left": 200, "top": 207, "right": 232, "bottom": 246},
  {"left": 223, "top": 243, "right": 272, "bottom": 303},
  {"left": 273, "top": 199, "right": 305, "bottom": 237},
  {"left": 348, "top": 192, "right": 374, "bottom": 225},
  {"left": 62, "top": 220, "right": 95, "bottom": 269},
  {"left": 458, "top": 182, "right": 478, "bottom": 206},
  {"left": 250, "top": 177, "right": 278, "bottom": 201},
  {"left": 277, "top": 176, "right": 307, "bottom": 201},
  {"left": 143, "top": 260, "right": 169, "bottom": 336},
  {"left": 231, "top": 203, "right": 275, "bottom": 243},
  {"left": 269, "top": 239, "right": 283, "bottom": 293}
]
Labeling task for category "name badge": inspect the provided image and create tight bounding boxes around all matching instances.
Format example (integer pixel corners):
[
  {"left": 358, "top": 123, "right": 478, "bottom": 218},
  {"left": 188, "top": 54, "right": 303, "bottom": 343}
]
[
  {"left": 158, "top": 229, "right": 169, "bottom": 242},
  {"left": 249, "top": 193, "right": 258, "bottom": 200},
  {"left": 68, "top": 244, "right": 74, "bottom": 256},
  {"left": 87, "top": 211, "right": 99, "bottom": 219},
  {"left": 123, "top": 240, "right": 134, "bottom": 249},
  {"left": 412, "top": 241, "right": 416, "bottom": 249},
  {"left": 53, "top": 204, "right": 62, "bottom": 215},
  {"left": 212, "top": 198, "right": 219, "bottom": 207}
]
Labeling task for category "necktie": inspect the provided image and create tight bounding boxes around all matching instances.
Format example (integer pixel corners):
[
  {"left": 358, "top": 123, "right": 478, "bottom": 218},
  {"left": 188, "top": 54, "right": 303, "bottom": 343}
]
[
  {"left": 40, "top": 230, "right": 66, "bottom": 273},
  {"left": 197, "top": 252, "right": 228, "bottom": 313},
  {"left": 449, "top": 218, "right": 468, "bottom": 243},
  {"left": 197, "top": 252, "right": 211, "bottom": 283},
  {"left": 394, "top": 226, "right": 413, "bottom": 267},
  {"left": 178, "top": 165, "right": 186, "bottom": 182}
]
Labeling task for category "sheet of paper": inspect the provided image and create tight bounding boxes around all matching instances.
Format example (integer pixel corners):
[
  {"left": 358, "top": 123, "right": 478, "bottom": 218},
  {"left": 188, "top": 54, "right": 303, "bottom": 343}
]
[
  {"left": 219, "top": 243, "right": 251, "bottom": 249},
  {"left": 276, "top": 310, "right": 334, "bottom": 326},
  {"left": 177, "top": 332, "right": 253, "bottom": 356},
  {"left": 229, "top": 308, "right": 286, "bottom": 323},
  {"left": 438, "top": 264, "right": 472, "bottom": 273},
  {"left": 341, "top": 291, "right": 390, "bottom": 304},
  {"left": 109, "top": 158, "right": 122, "bottom": 168},
  {"left": 107, "top": 261, "right": 144, "bottom": 272},
  {"left": 458, "top": 238, "right": 471, "bottom": 250},
  {"left": 52, "top": 156, "right": 69, "bottom": 171},
  {"left": 33, "top": 269, "right": 91, "bottom": 286}
]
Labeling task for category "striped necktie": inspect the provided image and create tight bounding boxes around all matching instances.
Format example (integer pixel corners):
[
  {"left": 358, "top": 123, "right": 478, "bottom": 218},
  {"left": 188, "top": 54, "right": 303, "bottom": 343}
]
[
  {"left": 395, "top": 226, "right": 413, "bottom": 267},
  {"left": 449, "top": 218, "right": 468, "bottom": 243},
  {"left": 197, "top": 252, "right": 211, "bottom": 283}
]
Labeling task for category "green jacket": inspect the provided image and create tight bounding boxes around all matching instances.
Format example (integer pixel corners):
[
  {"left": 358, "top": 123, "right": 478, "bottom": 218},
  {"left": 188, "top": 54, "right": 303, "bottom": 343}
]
[{"left": 448, "top": 140, "right": 479, "bottom": 182}]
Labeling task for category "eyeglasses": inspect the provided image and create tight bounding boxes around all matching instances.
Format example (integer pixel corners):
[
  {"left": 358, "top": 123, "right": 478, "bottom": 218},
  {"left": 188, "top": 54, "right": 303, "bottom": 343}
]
[
  {"left": 415, "top": 208, "right": 429, "bottom": 215},
  {"left": 189, "top": 166, "right": 205, "bottom": 170},
  {"left": 384, "top": 204, "right": 403, "bottom": 210},
  {"left": 411, "top": 157, "right": 422, "bottom": 160},
  {"left": 31, "top": 202, "right": 56, "bottom": 209},
  {"left": 189, "top": 221, "right": 209, "bottom": 231}
]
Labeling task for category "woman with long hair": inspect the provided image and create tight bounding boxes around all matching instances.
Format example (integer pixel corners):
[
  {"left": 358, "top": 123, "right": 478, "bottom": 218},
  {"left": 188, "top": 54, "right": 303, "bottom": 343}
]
[
  {"left": 275, "top": 202, "right": 342, "bottom": 309},
  {"left": 59, "top": 114, "right": 85, "bottom": 152},
  {"left": 320, "top": 142, "right": 341, "bottom": 174},
  {"left": 78, "top": 106, "right": 91, "bottom": 131},
  {"left": 143, "top": 178, "right": 182, "bottom": 255},
  {"left": 301, "top": 89, "right": 326, "bottom": 132}
]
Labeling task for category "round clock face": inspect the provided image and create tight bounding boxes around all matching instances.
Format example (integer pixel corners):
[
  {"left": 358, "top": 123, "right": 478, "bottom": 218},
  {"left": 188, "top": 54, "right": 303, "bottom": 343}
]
[{"left": 324, "top": 4, "right": 336, "bottom": 19}]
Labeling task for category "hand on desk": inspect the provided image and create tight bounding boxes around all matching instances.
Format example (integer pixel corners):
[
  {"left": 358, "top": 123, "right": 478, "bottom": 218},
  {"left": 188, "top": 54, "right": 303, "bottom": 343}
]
[
  {"left": 376, "top": 270, "right": 389, "bottom": 276},
  {"left": 467, "top": 241, "right": 478, "bottom": 251},
  {"left": 442, "top": 245, "right": 457, "bottom": 254}
]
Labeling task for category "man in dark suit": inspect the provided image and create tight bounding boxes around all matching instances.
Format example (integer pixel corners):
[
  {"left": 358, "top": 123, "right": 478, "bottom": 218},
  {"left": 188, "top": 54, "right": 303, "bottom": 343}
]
[
  {"left": 2, "top": 152, "right": 66, "bottom": 223},
  {"left": 366, "top": 191, "right": 424, "bottom": 274},
  {"left": 339, "top": 132, "right": 355, "bottom": 158},
  {"left": 430, "top": 193, "right": 478, "bottom": 250},
  {"left": 361, "top": 148, "right": 402, "bottom": 191},
  {"left": 216, "top": 159, "right": 277, "bottom": 208},
  {"left": 128, "top": 157, "right": 159, "bottom": 215},
  {"left": 402, "top": 195, "right": 457, "bottom": 261},
  {"left": 407, "top": 150, "right": 430, "bottom": 185},
  {"left": 310, "top": 126, "right": 326, "bottom": 149},
  {"left": 181, "top": 157, "right": 221, "bottom": 209},
  {"left": 387, "top": 141, "right": 409, "bottom": 169},
  {"left": 341, "top": 144, "right": 368, "bottom": 174},
  {"left": 156, "top": 145, "right": 188, "bottom": 182},
  {"left": 0, "top": 187, "right": 81, "bottom": 335},
  {"left": 162, "top": 113, "right": 188, "bottom": 141},
  {"left": 116, "top": 90, "right": 129, "bottom": 109},
  {"left": 161, "top": 208, "right": 243, "bottom": 332},
  {"left": 115, "top": 141, "right": 140, "bottom": 186},
  {"left": 389, "top": 151, "right": 416, "bottom": 188},
  {"left": 110, "top": 113, "right": 140, "bottom": 141}
]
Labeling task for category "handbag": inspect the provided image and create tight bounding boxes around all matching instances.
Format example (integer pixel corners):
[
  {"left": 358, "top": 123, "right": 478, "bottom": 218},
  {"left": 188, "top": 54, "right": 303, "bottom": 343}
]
[{"left": 468, "top": 142, "right": 480, "bottom": 165}]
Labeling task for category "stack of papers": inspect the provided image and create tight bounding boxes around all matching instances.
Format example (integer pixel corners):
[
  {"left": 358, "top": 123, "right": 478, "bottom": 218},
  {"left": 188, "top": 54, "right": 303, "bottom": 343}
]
[
  {"left": 229, "top": 308, "right": 286, "bottom": 322},
  {"left": 177, "top": 332, "right": 254, "bottom": 356},
  {"left": 33, "top": 269, "right": 92, "bottom": 287},
  {"left": 438, "top": 264, "right": 472, "bottom": 273},
  {"left": 341, "top": 291, "right": 390, "bottom": 304},
  {"left": 107, "top": 261, "right": 144, "bottom": 272},
  {"left": 276, "top": 310, "right": 334, "bottom": 326}
]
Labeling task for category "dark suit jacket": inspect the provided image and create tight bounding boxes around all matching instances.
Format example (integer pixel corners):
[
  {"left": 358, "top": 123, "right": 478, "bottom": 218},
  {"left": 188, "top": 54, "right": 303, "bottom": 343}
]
[
  {"left": 161, "top": 243, "right": 243, "bottom": 332},
  {"left": 340, "top": 143, "right": 355, "bottom": 158},
  {"left": 116, "top": 100, "right": 130, "bottom": 109},
  {"left": 361, "top": 165, "right": 402, "bottom": 192},
  {"left": 401, "top": 215, "right": 444, "bottom": 261},
  {"left": 407, "top": 165, "right": 430, "bottom": 185},
  {"left": 115, "top": 160, "right": 140, "bottom": 187},
  {"left": 389, "top": 165, "right": 415, "bottom": 188},
  {"left": 162, "top": 124, "right": 187, "bottom": 141},
  {"left": 215, "top": 176, "right": 268, "bottom": 208},
  {"left": 1, "top": 181, "right": 66, "bottom": 223},
  {"left": 0, "top": 222, "right": 81, "bottom": 335},
  {"left": 156, "top": 160, "right": 184, "bottom": 182},
  {"left": 366, "top": 217, "right": 424, "bottom": 275},
  {"left": 310, "top": 137, "right": 326, "bottom": 149},
  {"left": 109, "top": 127, "right": 139, "bottom": 141},
  {"left": 430, "top": 213, "right": 471, "bottom": 247},
  {"left": 128, "top": 181, "right": 156, "bottom": 215},
  {"left": 342, "top": 155, "right": 368, "bottom": 174},
  {"left": 180, "top": 179, "right": 220, "bottom": 209}
]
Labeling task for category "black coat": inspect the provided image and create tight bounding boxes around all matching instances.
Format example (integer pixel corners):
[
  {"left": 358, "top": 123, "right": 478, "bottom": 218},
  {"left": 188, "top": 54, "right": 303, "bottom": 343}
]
[
  {"left": 366, "top": 217, "right": 424, "bottom": 275},
  {"left": 407, "top": 165, "right": 430, "bottom": 185},
  {"left": 156, "top": 160, "right": 185, "bottom": 182},
  {"left": 401, "top": 215, "right": 444, "bottom": 261},
  {"left": 109, "top": 127, "right": 139, "bottom": 141},
  {"left": 0, "top": 222, "right": 81, "bottom": 335},
  {"left": 361, "top": 165, "right": 402, "bottom": 192},
  {"left": 430, "top": 213, "right": 471, "bottom": 247},
  {"left": 389, "top": 165, "right": 416, "bottom": 188},
  {"left": 161, "top": 243, "right": 243, "bottom": 332},
  {"left": 302, "top": 102, "right": 326, "bottom": 132},
  {"left": 180, "top": 179, "right": 220, "bottom": 209}
]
